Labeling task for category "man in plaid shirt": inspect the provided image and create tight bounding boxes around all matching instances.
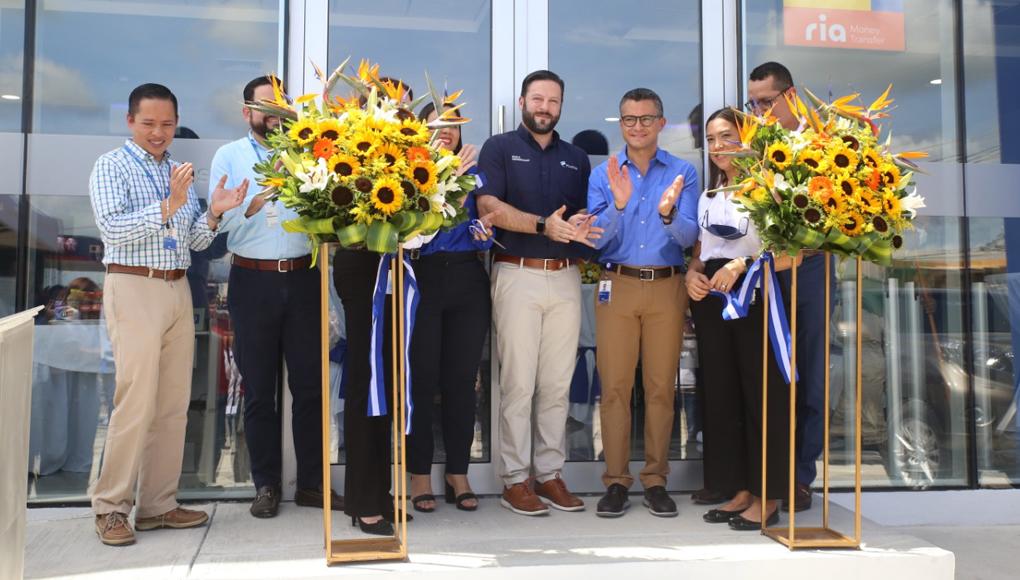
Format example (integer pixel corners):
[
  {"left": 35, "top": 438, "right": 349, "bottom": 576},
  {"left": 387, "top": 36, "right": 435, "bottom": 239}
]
[{"left": 88, "top": 83, "right": 247, "bottom": 547}]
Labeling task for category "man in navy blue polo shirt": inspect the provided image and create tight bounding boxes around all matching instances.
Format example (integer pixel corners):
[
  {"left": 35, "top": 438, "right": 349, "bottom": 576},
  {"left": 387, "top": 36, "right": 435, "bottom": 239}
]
[{"left": 477, "top": 69, "right": 600, "bottom": 516}]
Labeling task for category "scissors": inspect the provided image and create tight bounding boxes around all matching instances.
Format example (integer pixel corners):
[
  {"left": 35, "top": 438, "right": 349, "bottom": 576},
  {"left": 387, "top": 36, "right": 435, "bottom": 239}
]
[{"left": 468, "top": 218, "right": 506, "bottom": 249}]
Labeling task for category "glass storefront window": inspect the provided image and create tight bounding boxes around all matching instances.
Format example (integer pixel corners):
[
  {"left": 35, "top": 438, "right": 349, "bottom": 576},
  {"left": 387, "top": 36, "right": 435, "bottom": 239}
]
[
  {"left": 549, "top": 0, "right": 703, "bottom": 462},
  {"left": 742, "top": 0, "right": 969, "bottom": 488},
  {"left": 0, "top": 1, "right": 25, "bottom": 131},
  {"left": 963, "top": 0, "right": 1020, "bottom": 485},
  {"left": 326, "top": 0, "right": 494, "bottom": 466}
]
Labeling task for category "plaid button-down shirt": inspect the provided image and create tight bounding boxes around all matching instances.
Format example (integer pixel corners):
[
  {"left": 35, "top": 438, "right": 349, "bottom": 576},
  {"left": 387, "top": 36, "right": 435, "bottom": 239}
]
[{"left": 89, "top": 140, "right": 216, "bottom": 269}]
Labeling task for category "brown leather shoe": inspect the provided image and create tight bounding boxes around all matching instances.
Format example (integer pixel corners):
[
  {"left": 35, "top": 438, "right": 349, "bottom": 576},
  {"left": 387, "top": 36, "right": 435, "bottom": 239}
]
[
  {"left": 782, "top": 483, "right": 813, "bottom": 512},
  {"left": 501, "top": 482, "right": 550, "bottom": 516},
  {"left": 95, "top": 512, "right": 135, "bottom": 546},
  {"left": 535, "top": 476, "right": 585, "bottom": 512},
  {"left": 135, "top": 506, "right": 209, "bottom": 531}
]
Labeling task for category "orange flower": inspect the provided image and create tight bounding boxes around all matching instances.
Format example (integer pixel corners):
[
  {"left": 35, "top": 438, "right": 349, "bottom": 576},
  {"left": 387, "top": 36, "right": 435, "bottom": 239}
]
[
  {"left": 312, "top": 138, "right": 337, "bottom": 160},
  {"left": 406, "top": 146, "right": 430, "bottom": 163},
  {"left": 808, "top": 176, "right": 834, "bottom": 202}
]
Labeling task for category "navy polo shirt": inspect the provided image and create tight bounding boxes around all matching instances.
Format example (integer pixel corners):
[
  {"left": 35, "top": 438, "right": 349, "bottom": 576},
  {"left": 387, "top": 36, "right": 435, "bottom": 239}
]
[{"left": 475, "top": 124, "right": 592, "bottom": 259}]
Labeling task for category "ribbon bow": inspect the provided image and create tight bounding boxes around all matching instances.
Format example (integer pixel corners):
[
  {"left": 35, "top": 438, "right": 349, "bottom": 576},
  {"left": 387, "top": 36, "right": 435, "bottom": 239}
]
[
  {"left": 709, "top": 252, "right": 797, "bottom": 384},
  {"left": 369, "top": 253, "right": 419, "bottom": 433}
]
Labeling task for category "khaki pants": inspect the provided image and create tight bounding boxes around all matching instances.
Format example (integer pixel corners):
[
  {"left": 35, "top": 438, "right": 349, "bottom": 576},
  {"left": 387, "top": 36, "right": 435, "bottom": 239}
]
[
  {"left": 595, "top": 270, "right": 686, "bottom": 489},
  {"left": 91, "top": 273, "right": 194, "bottom": 518},
  {"left": 492, "top": 262, "right": 581, "bottom": 486}
]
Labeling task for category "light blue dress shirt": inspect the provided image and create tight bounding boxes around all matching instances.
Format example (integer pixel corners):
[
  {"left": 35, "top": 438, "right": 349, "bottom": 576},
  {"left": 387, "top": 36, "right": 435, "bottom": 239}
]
[
  {"left": 587, "top": 147, "right": 700, "bottom": 267},
  {"left": 208, "top": 132, "right": 312, "bottom": 259}
]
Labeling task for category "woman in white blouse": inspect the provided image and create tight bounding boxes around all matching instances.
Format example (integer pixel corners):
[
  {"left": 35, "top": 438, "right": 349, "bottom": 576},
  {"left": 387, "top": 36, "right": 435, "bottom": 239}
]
[{"left": 685, "top": 108, "right": 797, "bottom": 531}]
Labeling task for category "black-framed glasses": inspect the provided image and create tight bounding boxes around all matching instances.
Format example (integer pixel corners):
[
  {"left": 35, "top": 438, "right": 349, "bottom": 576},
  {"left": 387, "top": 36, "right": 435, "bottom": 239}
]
[
  {"left": 743, "top": 88, "right": 789, "bottom": 113},
  {"left": 620, "top": 114, "right": 662, "bottom": 127},
  {"left": 701, "top": 208, "right": 749, "bottom": 240}
]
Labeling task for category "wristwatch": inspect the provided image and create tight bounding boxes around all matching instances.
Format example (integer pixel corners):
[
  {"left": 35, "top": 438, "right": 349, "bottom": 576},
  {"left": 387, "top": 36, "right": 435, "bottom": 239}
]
[
  {"left": 536, "top": 216, "right": 546, "bottom": 234},
  {"left": 660, "top": 205, "right": 677, "bottom": 225}
]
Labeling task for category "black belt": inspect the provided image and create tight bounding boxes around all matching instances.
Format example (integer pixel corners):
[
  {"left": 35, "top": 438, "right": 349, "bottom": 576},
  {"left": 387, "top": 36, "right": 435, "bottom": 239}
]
[{"left": 609, "top": 264, "right": 681, "bottom": 281}]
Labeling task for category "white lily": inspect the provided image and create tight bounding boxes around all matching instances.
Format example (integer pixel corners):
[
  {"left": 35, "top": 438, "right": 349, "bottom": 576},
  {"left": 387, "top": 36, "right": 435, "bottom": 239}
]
[
  {"left": 429, "top": 192, "right": 457, "bottom": 218},
  {"left": 773, "top": 172, "right": 791, "bottom": 192},
  {"left": 296, "top": 157, "right": 330, "bottom": 193},
  {"left": 900, "top": 191, "right": 926, "bottom": 218}
]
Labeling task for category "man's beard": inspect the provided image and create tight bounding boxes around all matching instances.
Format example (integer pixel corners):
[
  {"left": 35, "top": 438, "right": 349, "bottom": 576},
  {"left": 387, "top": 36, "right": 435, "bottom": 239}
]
[
  {"left": 250, "top": 117, "right": 278, "bottom": 140},
  {"left": 521, "top": 107, "right": 559, "bottom": 135}
]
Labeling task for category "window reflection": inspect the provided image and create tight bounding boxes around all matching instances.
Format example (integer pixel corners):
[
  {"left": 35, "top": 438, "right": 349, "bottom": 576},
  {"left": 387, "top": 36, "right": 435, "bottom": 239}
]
[{"left": 0, "top": 2, "right": 25, "bottom": 131}]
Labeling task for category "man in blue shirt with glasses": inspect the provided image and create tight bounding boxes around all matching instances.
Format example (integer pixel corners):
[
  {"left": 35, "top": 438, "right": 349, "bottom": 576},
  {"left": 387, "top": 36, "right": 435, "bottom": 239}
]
[
  {"left": 209, "top": 75, "right": 340, "bottom": 519},
  {"left": 587, "top": 88, "right": 699, "bottom": 518}
]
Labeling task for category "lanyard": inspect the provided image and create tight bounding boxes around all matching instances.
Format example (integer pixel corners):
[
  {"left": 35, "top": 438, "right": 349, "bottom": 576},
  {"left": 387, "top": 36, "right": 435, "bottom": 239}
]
[
  {"left": 121, "top": 145, "right": 171, "bottom": 200},
  {"left": 249, "top": 135, "right": 267, "bottom": 163}
]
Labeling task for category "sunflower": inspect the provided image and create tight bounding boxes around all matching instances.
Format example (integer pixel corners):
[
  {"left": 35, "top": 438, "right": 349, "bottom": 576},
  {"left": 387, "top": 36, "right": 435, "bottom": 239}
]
[
  {"left": 840, "top": 211, "right": 866, "bottom": 236},
  {"left": 827, "top": 145, "right": 859, "bottom": 176},
  {"left": 349, "top": 130, "right": 381, "bottom": 156},
  {"left": 808, "top": 176, "right": 834, "bottom": 203},
  {"left": 859, "top": 189, "right": 883, "bottom": 215},
  {"left": 372, "top": 142, "right": 405, "bottom": 170},
  {"left": 330, "top": 184, "right": 355, "bottom": 207},
  {"left": 397, "top": 119, "right": 430, "bottom": 143},
  {"left": 312, "top": 137, "right": 337, "bottom": 160},
  {"left": 871, "top": 214, "right": 889, "bottom": 234},
  {"left": 879, "top": 163, "right": 901, "bottom": 188},
  {"left": 288, "top": 118, "right": 318, "bottom": 145},
  {"left": 408, "top": 160, "right": 438, "bottom": 193},
  {"left": 797, "top": 148, "right": 827, "bottom": 174},
  {"left": 841, "top": 134, "right": 860, "bottom": 151},
  {"left": 823, "top": 190, "right": 846, "bottom": 214},
  {"left": 834, "top": 176, "right": 859, "bottom": 199},
  {"left": 861, "top": 148, "right": 882, "bottom": 169},
  {"left": 327, "top": 153, "right": 360, "bottom": 177},
  {"left": 766, "top": 142, "right": 793, "bottom": 170},
  {"left": 882, "top": 190, "right": 902, "bottom": 219},
  {"left": 803, "top": 207, "right": 823, "bottom": 225},
  {"left": 371, "top": 177, "right": 404, "bottom": 216},
  {"left": 317, "top": 119, "right": 344, "bottom": 142}
]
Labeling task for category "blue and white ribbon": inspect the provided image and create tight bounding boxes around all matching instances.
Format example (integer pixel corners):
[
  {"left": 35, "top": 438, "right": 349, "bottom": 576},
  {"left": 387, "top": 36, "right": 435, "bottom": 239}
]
[
  {"left": 368, "top": 253, "right": 419, "bottom": 433},
  {"left": 709, "top": 252, "right": 797, "bottom": 384}
]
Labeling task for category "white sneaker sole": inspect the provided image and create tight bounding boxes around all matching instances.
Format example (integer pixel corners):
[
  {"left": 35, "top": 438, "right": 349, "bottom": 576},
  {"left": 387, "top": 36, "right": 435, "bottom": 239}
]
[
  {"left": 538, "top": 496, "right": 586, "bottom": 512},
  {"left": 501, "top": 498, "right": 550, "bottom": 516},
  {"left": 642, "top": 499, "right": 678, "bottom": 517},
  {"left": 595, "top": 499, "right": 630, "bottom": 518}
]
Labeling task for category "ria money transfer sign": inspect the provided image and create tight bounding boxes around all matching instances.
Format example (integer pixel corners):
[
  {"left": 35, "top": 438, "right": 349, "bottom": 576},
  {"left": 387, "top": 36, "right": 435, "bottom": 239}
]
[{"left": 783, "top": 0, "right": 905, "bottom": 52}]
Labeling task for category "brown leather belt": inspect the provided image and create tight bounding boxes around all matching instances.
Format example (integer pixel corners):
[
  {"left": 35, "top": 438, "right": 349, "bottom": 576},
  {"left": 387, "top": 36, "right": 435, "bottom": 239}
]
[
  {"left": 610, "top": 264, "right": 681, "bottom": 281},
  {"left": 231, "top": 255, "right": 312, "bottom": 272},
  {"left": 494, "top": 254, "right": 576, "bottom": 272},
  {"left": 107, "top": 264, "right": 186, "bottom": 281}
]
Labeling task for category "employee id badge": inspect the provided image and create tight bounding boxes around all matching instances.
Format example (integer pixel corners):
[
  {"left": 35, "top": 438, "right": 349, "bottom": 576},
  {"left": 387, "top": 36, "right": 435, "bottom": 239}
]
[
  {"left": 264, "top": 202, "right": 280, "bottom": 227},
  {"left": 163, "top": 227, "right": 178, "bottom": 251},
  {"left": 598, "top": 279, "right": 612, "bottom": 304}
]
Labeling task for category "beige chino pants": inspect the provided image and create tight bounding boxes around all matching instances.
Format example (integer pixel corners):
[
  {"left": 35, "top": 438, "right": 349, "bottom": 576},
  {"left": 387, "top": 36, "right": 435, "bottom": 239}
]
[
  {"left": 90, "top": 273, "right": 195, "bottom": 518},
  {"left": 492, "top": 261, "right": 581, "bottom": 486}
]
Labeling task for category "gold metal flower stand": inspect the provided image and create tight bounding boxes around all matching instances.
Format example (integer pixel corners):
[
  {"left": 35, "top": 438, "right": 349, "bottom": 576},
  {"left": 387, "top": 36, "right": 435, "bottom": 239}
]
[
  {"left": 319, "top": 242, "right": 409, "bottom": 564},
  {"left": 761, "top": 252, "right": 863, "bottom": 549}
]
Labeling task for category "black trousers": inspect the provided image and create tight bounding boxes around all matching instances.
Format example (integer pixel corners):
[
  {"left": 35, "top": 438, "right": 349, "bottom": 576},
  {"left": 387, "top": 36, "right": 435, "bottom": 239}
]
[
  {"left": 407, "top": 252, "right": 491, "bottom": 475},
  {"left": 227, "top": 263, "right": 322, "bottom": 491},
  {"left": 332, "top": 249, "right": 394, "bottom": 518},
  {"left": 691, "top": 259, "right": 790, "bottom": 500}
]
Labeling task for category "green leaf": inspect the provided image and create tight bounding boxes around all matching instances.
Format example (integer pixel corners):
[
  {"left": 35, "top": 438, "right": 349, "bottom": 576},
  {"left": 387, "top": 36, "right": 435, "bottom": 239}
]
[{"left": 366, "top": 220, "right": 398, "bottom": 254}]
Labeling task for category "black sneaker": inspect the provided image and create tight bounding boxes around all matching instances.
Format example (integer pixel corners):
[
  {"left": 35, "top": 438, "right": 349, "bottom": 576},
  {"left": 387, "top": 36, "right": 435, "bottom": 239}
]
[
  {"left": 643, "top": 486, "right": 678, "bottom": 517},
  {"left": 250, "top": 485, "right": 281, "bottom": 518},
  {"left": 596, "top": 483, "right": 630, "bottom": 518},
  {"left": 294, "top": 487, "right": 345, "bottom": 511}
]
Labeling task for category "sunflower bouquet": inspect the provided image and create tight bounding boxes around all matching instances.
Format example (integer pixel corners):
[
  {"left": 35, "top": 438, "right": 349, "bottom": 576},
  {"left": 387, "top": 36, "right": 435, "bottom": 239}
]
[
  {"left": 246, "top": 59, "right": 476, "bottom": 256},
  {"left": 724, "top": 86, "right": 926, "bottom": 265}
]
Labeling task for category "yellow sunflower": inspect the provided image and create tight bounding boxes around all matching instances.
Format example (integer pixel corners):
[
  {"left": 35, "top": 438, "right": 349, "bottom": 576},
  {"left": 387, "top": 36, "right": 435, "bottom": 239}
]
[
  {"left": 859, "top": 189, "right": 882, "bottom": 215},
  {"left": 327, "top": 153, "right": 360, "bottom": 178},
  {"left": 396, "top": 119, "right": 431, "bottom": 144},
  {"left": 861, "top": 148, "right": 882, "bottom": 169},
  {"left": 823, "top": 189, "right": 846, "bottom": 214},
  {"left": 879, "top": 163, "right": 901, "bottom": 188},
  {"left": 834, "top": 176, "right": 859, "bottom": 199},
  {"left": 827, "top": 145, "right": 859, "bottom": 176},
  {"left": 407, "top": 160, "right": 438, "bottom": 194},
  {"left": 840, "top": 211, "right": 866, "bottom": 236},
  {"left": 371, "top": 177, "right": 404, "bottom": 216},
  {"left": 372, "top": 142, "right": 405, "bottom": 171},
  {"left": 349, "top": 129, "right": 381, "bottom": 157},
  {"left": 288, "top": 118, "right": 318, "bottom": 145},
  {"left": 797, "top": 148, "right": 827, "bottom": 174},
  {"left": 766, "top": 142, "right": 794, "bottom": 170},
  {"left": 317, "top": 119, "right": 344, "bottom": 142},
  {"left": 882, "top": 190, "right": 902, "bottom": 219}
]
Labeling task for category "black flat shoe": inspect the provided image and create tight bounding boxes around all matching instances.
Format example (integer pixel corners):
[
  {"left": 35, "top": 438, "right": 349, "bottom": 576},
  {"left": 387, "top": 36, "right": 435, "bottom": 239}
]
[
  {"left": 250, "top": 485, "right": 281, "bottom": 518},
  {"left": 351, "top": 516, "right": 394, "bottom": 536},
  {"left": 411, "top": 494, "right": 436, "bottom": 513},
  {"left": 445, "top": 482, "right": 479, "bottom": 512},
  {"left": 728, "top": 509, "right": 780, "bottom": 531},
  {"left": 703, "top": 508, "right": 744, "bottom": 523}
]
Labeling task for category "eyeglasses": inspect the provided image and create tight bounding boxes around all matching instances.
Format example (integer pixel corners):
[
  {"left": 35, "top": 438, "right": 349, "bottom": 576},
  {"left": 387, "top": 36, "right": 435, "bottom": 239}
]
[
  {"left": 743, "top": 88, "right": 789, "bottom": 113},
  {"left": 701, "top": 208, "right": 749, "bottom": 240},
  {"left": 620, "top": 115, "right": 662, "bottom": 127}
]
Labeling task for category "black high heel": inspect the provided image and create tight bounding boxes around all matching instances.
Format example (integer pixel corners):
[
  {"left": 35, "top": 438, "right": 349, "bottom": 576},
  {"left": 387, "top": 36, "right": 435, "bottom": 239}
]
[
  {"left": 351, "top": 515, "right": 394, "bottom": 536},
  {"left": 445, "top": 480, "right": 479, "bottom": 512}
]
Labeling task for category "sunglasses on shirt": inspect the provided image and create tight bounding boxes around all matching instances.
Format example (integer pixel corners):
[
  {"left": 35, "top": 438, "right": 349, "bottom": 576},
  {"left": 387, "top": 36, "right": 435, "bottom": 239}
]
[{"left": 700, "top": 209, "right": 749, "bottom": 240}]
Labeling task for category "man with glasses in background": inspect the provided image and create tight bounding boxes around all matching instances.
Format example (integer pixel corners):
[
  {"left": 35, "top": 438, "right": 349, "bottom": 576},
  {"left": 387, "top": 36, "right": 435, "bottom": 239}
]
[
  {"left": 587, "top": 88, "right": 699, "bottom": 518},
  {"left": 747, "top": 61, "right": 835, "bottom": 513}
]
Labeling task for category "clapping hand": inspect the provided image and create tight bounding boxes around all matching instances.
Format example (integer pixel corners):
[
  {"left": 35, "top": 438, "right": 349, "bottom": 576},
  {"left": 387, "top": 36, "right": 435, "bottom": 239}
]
[
  {"left": 606, "top": 155, "right": 632, "bottom": 210},
  {"left": 568, "top": 210, "right": 603, "bottom": 248},
  {"left": 658, "top": 174, "right": 684, "bottom": 217},
  {"left": 210, "top": 175, "right": 249, "bottom": 220}
]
